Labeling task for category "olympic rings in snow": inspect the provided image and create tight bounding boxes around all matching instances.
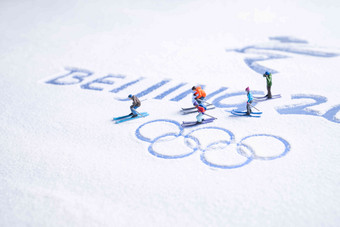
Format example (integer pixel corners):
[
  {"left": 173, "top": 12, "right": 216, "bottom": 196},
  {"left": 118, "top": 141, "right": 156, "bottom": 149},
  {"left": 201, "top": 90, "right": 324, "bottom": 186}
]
[
  {"left": 237, "top": 134, "right": 291, "bottom": 161},
  {"left": 135, "top": 119, "right": 183, "bottom": 143},
  {"left": 136, "top": 119, "right": 191, "bottom": 159},
  {"left": 135, "top": 119, "right": 291, "bottom": 169}
]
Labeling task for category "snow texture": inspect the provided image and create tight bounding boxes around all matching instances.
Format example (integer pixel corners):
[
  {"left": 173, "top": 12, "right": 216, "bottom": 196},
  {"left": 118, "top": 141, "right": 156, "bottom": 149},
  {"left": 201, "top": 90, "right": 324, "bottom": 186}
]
[{"left": 1, "top": 0, "right": 340, "bottom": 226}]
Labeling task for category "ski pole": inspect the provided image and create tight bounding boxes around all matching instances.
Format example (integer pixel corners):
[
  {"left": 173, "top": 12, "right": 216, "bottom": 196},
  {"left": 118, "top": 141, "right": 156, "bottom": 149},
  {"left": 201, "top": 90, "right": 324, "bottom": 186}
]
[
  {"left": 250, "top": 104, "right": 260, "bottom": 111},
  {"left": 197, "top": 99, "right": 213, "bottom": 106},
  {"left": 132, "top": 108, "right": 145, "bottom": 118},
  {"left": 204, "top": 113, "right": 217, "bottom": 119}
]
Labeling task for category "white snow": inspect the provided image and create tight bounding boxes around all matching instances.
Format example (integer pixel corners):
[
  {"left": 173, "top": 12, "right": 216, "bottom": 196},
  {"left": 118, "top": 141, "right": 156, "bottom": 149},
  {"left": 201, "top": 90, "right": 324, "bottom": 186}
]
[{"left": 1, "top": 0, "right": 340, "bottom": 226}]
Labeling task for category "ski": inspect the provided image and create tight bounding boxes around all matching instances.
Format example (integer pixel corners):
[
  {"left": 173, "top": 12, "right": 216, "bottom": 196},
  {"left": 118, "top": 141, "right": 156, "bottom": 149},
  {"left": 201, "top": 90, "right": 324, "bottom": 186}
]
[
  {"left": 114, "top": 112, "right": 149, "bottom": 124},
  {"left": 180, "top": 106, "right": 215, "bottom": 114},
  {"left": 253, "top": 96, "right": 281, "bottom": 102},
  {"left": 253, "top": 94, "right": 281, "bottom": 101},
  {"left": 181, "top": 103, "right": 214, "bottom": 111},
  {"left": 230, "top": 110, "right": 261, "bottom": 118},
  {"left": 113, "top": 114, "right": 133, "bottom": 121},
  {"left": 181, "top": 118, "right": 215, "bottom": 127},
  {"left": 231, "top": 110, "right": 262, "bottom": 115}
]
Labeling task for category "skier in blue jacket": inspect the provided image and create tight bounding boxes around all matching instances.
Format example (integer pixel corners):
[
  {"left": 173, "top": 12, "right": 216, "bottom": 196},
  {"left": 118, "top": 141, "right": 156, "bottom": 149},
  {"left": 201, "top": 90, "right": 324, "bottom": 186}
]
[{"left": 245, "top": 87, "right": 253, "bottom": 115}]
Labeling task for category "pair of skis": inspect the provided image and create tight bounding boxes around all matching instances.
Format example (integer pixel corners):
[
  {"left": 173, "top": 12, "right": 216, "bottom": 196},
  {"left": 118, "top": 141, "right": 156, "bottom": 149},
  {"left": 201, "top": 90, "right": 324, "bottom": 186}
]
[
  {"left": 180, "top": 103, "right": 215, "bottom": 114},
  {"left": 113, "top": 112, "right": 149, "bottom": 124},
  {"left": 230, "top": 110, "right": 262, "bottom": 118},
  {"left": 181, "top": 117, "right": 216, "bottom": 127}
]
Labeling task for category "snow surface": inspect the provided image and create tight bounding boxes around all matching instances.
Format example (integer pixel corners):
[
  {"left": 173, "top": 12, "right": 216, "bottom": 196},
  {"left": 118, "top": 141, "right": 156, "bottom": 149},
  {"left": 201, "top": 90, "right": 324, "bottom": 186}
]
[{"left": 1, "top": 0, "right": 340, "bottom": 226}]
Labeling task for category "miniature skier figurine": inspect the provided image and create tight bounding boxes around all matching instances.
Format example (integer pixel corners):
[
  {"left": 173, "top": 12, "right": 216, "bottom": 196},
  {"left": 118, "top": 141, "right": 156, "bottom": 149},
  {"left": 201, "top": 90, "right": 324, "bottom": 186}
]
[
  {"left": 245, "top": 87, "right": 253, "bottom": 115},
  {"left": 128, "top": 94, "right": 141, "bottom": 117},
  {"left": 193, "top": 101, "right": 206, "bottom": 123},
  {"left": 263, "top": 71, "right": 272, "bottom": 99},
  {"left": 192, "top": 86, "right": 206, "bottom": 104}
]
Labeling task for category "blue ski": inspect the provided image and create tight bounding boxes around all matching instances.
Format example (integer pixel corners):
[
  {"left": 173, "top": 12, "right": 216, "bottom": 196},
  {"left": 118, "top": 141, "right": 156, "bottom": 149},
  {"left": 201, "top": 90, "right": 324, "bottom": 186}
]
[
  {"left": 181, "top": 118, "right": 215, "bottom": 127},
  {"left": 231, "top": 110, "right": 262, "bottom": 115},
  {"left": 230, "top": 110, "right": 261, "bottom": 118},
  {"left": 114, "top": 112, "right": 149, "bottom": 124},
  {"left": 113, "top": 114, "right": 133, "bottom": 121}
]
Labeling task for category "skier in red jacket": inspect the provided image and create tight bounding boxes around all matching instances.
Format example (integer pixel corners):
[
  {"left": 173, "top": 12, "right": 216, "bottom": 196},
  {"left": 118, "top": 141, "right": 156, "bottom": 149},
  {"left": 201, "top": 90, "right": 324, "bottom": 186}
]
[{"left": 193, "top": 101, "right": 207, "bottom": 123}]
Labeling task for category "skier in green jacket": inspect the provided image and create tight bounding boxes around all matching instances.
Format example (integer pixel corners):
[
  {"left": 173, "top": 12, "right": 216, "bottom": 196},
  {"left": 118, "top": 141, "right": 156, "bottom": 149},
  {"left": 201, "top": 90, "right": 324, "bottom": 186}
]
[{"left": 263, "top": 71, "right": 272, "bottom": 98}]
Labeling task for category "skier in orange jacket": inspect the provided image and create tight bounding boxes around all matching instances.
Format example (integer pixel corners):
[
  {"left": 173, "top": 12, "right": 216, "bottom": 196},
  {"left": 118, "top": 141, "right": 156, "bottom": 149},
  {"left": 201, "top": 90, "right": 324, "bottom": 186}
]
[{"left": 192, "top": 86, "right": 206, "bottom": 104}]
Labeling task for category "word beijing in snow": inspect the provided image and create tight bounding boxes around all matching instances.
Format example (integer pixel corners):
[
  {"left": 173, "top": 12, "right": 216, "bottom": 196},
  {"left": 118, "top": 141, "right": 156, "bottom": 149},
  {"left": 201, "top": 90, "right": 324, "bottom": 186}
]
[{"left": 45, "top": 67, "right": 230, "bottom": 103}]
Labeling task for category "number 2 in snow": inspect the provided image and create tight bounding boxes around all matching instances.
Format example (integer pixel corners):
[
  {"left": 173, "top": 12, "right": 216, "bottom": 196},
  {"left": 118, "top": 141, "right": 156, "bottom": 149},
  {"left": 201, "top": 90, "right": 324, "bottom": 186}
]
[{"left": 275, "top": 94, "right": 340, "bottom": 123}]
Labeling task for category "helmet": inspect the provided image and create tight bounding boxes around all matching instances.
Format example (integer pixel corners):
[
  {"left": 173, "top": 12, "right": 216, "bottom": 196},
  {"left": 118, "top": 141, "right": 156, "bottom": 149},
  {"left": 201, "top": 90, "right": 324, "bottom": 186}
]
[
  {"left": 192, "top": 86, "right": 196, "bottom": 90},
  {"left": 245, "top": 87, "right": 250, "bottom": 92},
  {"left": 128, "top": 94, "right": 133, "bottom": 98},
  {"left": 263, "top": 71, "right": 270, "bottom": 76}
]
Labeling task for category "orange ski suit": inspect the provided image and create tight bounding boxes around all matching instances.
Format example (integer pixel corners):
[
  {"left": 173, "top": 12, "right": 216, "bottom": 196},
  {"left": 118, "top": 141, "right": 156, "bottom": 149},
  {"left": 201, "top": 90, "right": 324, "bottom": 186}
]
[{"left": 193, "top": 86, "right": 206, "bottom": 100}]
